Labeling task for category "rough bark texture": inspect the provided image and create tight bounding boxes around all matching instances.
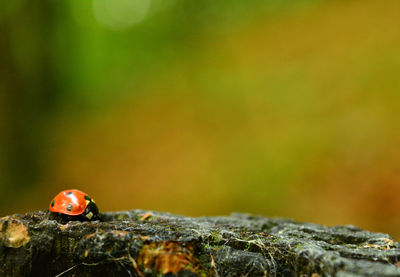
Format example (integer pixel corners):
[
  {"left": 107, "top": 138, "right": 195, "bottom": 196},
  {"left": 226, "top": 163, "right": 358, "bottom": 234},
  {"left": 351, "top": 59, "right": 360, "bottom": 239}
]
[{"left": 1, "top": 210, "right": 400, "bottom": 277}]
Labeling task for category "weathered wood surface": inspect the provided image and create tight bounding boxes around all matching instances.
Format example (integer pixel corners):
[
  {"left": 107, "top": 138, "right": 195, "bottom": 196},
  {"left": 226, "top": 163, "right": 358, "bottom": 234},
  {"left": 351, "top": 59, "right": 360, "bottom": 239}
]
[{"left": 1, "top": 210, "right": 400, "bottom": 276}]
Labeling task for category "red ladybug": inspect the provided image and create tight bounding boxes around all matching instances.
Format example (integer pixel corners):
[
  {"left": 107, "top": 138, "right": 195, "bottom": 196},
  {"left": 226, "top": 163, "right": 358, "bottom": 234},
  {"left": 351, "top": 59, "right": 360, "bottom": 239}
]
[{"left": 49, "top": 189, "right": 99, "bottom": 220}]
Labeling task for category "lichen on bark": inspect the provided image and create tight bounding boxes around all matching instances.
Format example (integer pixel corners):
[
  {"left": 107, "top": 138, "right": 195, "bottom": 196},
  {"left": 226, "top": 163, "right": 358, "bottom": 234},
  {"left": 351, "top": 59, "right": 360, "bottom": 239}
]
[{"left": 1, "top": 210, "right": 400, "bottom": 276}]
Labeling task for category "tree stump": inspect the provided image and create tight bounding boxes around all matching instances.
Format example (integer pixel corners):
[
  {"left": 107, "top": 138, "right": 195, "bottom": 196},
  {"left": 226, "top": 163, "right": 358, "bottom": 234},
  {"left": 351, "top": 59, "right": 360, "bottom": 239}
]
[{"left": 1, "top": 210, "right": 400, "bottom": 276}]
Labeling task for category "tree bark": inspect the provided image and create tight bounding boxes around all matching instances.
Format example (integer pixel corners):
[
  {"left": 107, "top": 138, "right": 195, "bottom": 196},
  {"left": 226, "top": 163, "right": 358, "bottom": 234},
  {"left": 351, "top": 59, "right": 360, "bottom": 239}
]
[{"left": 1, "top": 210, "right": 399, "bottom": 276}]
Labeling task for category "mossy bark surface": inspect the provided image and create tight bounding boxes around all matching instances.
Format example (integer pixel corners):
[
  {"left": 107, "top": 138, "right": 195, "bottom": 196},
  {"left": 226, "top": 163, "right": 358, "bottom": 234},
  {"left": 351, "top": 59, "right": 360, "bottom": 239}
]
[{"left": 1, "top": 210, "right": 400, "bottom": 277}]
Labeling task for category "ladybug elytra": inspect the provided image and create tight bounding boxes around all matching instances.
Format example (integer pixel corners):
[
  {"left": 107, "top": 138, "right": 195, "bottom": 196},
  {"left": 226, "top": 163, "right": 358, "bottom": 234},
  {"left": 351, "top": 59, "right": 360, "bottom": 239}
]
[{"left": 49, "top": 189, "right": 99, "bottom": 220}]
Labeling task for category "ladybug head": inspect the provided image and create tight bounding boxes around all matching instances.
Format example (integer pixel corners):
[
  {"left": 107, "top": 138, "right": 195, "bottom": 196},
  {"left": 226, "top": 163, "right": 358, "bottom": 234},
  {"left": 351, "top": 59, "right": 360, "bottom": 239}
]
[{"left": 82, "top": 195, "right": 99, "bottom": 220}]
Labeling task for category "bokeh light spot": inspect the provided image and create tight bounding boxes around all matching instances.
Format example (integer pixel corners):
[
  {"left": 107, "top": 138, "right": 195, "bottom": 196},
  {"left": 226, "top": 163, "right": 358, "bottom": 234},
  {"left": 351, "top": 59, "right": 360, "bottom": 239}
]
[{"left": 93, "top": 0, "right": 151, "bottom": 30}]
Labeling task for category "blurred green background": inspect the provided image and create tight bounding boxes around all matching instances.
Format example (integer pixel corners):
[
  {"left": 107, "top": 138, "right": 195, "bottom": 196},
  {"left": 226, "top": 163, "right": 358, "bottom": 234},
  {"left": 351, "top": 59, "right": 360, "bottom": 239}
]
[{"left": 1, "top": 0, "right": 400, "bottom": 239}]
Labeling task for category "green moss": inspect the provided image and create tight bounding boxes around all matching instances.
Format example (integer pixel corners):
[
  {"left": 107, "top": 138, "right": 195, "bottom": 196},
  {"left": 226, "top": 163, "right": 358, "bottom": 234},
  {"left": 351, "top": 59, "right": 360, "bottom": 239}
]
[
  {"left": 117, "top": 214, "right": 127, "bottom": 221},
  {"left": 210, "top": 231, "right": 222, "bottom": 245}
]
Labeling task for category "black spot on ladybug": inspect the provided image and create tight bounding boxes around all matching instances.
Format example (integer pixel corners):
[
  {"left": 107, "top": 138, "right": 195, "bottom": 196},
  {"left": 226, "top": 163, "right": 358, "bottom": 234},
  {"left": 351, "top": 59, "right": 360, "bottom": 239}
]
[
  {"left": 51, "top": 200, "right": 55, "bottom": 207},
  {"left": 84, "top": 195, "right": 91, "bottom": 201},
  {"left": 67, "top": 191, "right": 73, "bottom": 195},
  {"left": 67, "top": 204, "right": 73, "bottom": 211}
]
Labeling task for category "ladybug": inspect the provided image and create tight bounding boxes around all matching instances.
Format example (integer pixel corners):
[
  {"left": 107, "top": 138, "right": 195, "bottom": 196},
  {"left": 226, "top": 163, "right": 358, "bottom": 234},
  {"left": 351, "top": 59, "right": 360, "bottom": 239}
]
[{"left": 49, "top": 189, "right": 99, "bottom": 220}]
